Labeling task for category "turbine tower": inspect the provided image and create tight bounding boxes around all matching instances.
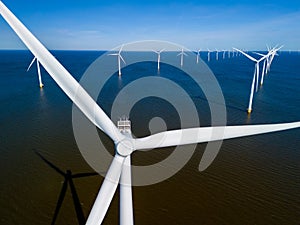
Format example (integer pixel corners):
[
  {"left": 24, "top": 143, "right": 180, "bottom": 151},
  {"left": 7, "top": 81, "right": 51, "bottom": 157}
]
[
  {"left": 27, "top": 57, "right": 44, "bottom": 88},
  {"left": 196, "top": 49, "right": 201, "bottom": 64},
  {"left": 1, "top": 3, "right": 300, "bottom": 225},
  {"left": 109, "top": 45, "right": 126, "bottom": 76}
]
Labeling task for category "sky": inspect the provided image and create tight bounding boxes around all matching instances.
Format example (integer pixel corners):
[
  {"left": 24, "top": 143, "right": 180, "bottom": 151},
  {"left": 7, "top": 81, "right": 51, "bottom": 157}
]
[{"left": 0, "top": 0, "right": 300, "bottom": 50}]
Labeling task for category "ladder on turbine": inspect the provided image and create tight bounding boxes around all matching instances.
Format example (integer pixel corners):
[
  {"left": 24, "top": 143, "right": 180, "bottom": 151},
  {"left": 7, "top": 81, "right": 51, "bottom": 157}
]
[{"left": 117, "top": 116, "right": 131, "bottom": 135}]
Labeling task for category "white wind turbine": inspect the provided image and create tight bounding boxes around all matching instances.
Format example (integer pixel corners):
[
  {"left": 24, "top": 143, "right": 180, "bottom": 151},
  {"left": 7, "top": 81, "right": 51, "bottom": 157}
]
[
  {"left": 153, "top": 49, "right": 164, "bottom": 72},
  {"left": 233, "top": 48, "right": 271, "bottom": 114},
  {"left": 196, "top": 49, "right": 201, "bottom": 64},
  {"left": 222, "top": 50, "right": 226, "bottom": 59},
  {"left": 1, "top": 2, "right": 300, "bottom": 225},
  {"left": 27, "top": 56, "right": 44, "bottom": 88},
  {"left": 254, "top": 46, "right": 283, "bottom": 86},
  {"left": 227, "top": 49, "right": 231, "bottom": 58},
  {"left": 266, "top": 45, "right": 282, "bottom": 74},
  {"left": 177, "top": 48, "right": 187, "bottom": 67},
  {"left": 215, "top": 49, "right": 220, "bottom": 60},
  {"left": 207, "top": 48, "right": 212, "bottom": 62},
  {"left": 109, "top": 45, "right": 126, "bottom": 76}
]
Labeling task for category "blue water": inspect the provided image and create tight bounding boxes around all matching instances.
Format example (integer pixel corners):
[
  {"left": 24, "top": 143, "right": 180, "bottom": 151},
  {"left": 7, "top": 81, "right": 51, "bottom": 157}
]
[{"left": 0, "top": 50, "right": 299, "bottom": 225}]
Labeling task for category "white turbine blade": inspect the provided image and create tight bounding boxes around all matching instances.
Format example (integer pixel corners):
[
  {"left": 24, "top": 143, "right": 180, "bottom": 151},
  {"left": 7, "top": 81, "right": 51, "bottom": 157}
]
[
  {"left": 253, "top": 52, "right": 265, "bottom": 57},
  {"left": 120, "top": 155, "right": 134, "bottom": 225},
  {"left": 119, "top": 44, "right": 124, "bottom": 54},
  {"left": 159, "top": 48, "right": 165, "bottom": 53},
  {"left": 120, "top": 54, "right": 126, "bottom": 64},
  {"left": 134, "top": 122, "right": 300, "bottom": 150},
  {"left": 86, "top": 154, "right": 125, "bottom": 225},
  {"left": 108, "top": 53, "right": 119, "bottom": 56},
  {"left": 26, "top": 57, "right": 36, "bottom": 71},
  {"left": 233, "top": 48, "right": 257, "bottom": 62},
  {"left": 0, "top": 2, "right": 124, "bottom": 143}
]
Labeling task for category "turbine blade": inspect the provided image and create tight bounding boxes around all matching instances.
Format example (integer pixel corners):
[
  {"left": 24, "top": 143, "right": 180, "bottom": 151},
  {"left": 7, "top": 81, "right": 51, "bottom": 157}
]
[
  {"left": 0, "top": 2, "right": 124, "bottom": 143},
  {"left": 119, "top": 44, "right": 124, "bottom": 54},
  {"left": 233, "top": 48, "right": 257, "bottom": 62},
  {"left": 159, "top": 48, "right": 165, "bottom": 53},
  {"left": 134, "top": 122, "right": 300, "bottom": 150},
  {"left": 26, "top": 57, "right": 36, "bottom": 71},
  {"left": 120, "top": 54, "right": 126, "bottom": 64},
  {"left": 120, "top": 156, "right": 134, "bottom": 225},
  {"left": 86, "top": 154, "right": 125, "bottom": 225},
  {"left": 51, "top": 179, "right": 68, "bottom": 225},
  {"left": 253, "top": 52, "right": 265, "bottom": 57}
]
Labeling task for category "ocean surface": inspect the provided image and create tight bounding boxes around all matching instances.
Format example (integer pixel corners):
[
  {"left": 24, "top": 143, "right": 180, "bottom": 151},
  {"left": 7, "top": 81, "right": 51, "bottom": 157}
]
[{"left": 0, "top": 50, "right": 299, "bottom": 225}]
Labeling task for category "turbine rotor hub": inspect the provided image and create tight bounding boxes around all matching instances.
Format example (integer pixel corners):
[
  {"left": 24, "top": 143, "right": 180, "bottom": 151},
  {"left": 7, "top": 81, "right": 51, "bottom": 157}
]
[{"left": 116, "top": 138, "right": 134, "bottom": 157}]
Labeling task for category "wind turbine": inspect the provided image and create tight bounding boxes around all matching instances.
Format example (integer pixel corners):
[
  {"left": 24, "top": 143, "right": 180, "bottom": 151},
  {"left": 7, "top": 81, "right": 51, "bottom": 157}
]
[
  {"left": 233, "top": 48, "right": 270, "bottom": 114},
  {"left": 215, "top": 49, "right": 220, "bottom": 60},
  {"left": 207, "top": 49, "right": 212, "bottom": 62},
  {"left": 109, "top": 45, "right": 126, "bottom": 76},
  {"left": 254, "top": 46, "right": 283, "bottom": 86},
  {"left": 266, "top": 45, "right": 283, "bottom": 73},
  {"left": 153, "top": 49, "right": 164, "bottom": 72},
  {"left": 222, "top": 50, "right": 226, "bottom": 59},
  {"left": 196, "top": 49, "right": 201, "bottom": 64},
  {"left": 1, "top": 3, "right": 300, "bottom": 225},
  {"left": 177, "top": 48, "right": 187, "bottom": 67},
  {"left": 27, "top": 56, "right": 44, "bottom": 88},
  {"left": 228, "top": 49, "right": 231, "bottom": 58}
]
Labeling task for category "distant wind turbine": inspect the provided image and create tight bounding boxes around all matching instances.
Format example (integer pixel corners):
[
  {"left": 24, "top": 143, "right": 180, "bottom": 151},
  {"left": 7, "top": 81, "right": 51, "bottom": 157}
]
[
  {"left": 196, "top": 49, "right": 201, "bottom": 64},
  {"left": 254, "top": 45, "right": 283, "bottom": 86},
  {"left": 267, "top": 45, "right": 283, "bottom": 73},
  {"left": 233, "top": 48, "right": 270, "bottom": 114},
  {"left": 109, "top": 45, "right": 126, "bottom": 76},
  {"left": 215, "top": 49, "right": 220, "bottom": 60},
  {"left": 207, "top": 49, "right": 212, "bottom": 62},
  {"left": 27, "top": 57, "right": 44, "bottom": 88},
  {"left": 222, "top": 50, "right": 226, "bottom": 59},
  {"left": 177, "top": 48, "right": 187, "bottom": 67},
  {"left": 153, "top": 49, "right": 165, "bottom": 72}
]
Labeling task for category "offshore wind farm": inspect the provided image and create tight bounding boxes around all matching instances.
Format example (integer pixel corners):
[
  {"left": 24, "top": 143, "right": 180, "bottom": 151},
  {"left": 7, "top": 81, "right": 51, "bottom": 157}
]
[{"left": 0, "top": 1, "right": 300, "bottom": 225}]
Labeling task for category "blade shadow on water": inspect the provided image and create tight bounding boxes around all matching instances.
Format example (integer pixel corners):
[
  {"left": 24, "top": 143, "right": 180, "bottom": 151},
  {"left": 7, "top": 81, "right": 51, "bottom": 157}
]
[{"left": 33, "top": 149, "right": 99, "bottom": 225}]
